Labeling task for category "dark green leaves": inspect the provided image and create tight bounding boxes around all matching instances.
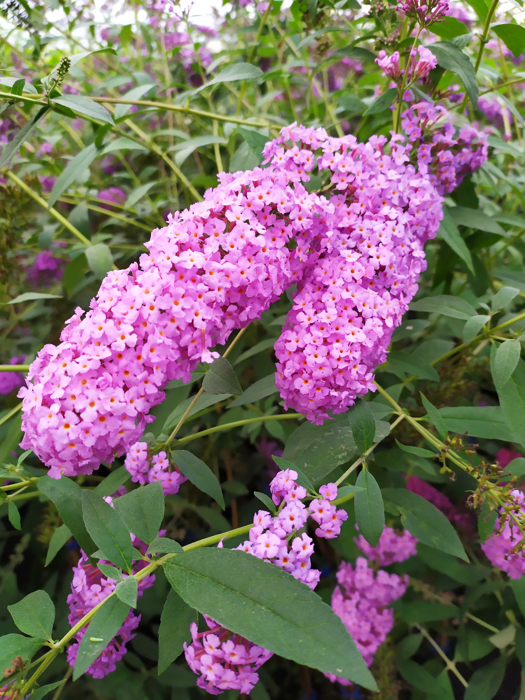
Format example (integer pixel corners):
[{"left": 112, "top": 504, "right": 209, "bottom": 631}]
[
  {"left": 495, "top": 358, "right": 525, "bottom": 448},
  {"left": 45, "top": 524, "right": 72, "bottom": 566},
  {"left": 383, "top": 488, "right": 468, "bottom": 561},
  {"left": 113, "top": 482, "right": 164, "bottom": 545},
  {"left": 387, "top": 352, "right": 439, "bottom": 382},
  {"left": 493, "top": 24, "right": 525, "bottom": 58},
  {"left": 395, "top": 440, "right": 436, "bottom": 458},
  {"left": 237, "top": 127, "right": 271, "bottom": 165},
  {"left": 348, "top": 401, "right": 375, "bottom": 453},
  {"left": 464, "top": 655, "right": 505, "bottom": 700},
  {"left": 38, "top": 475, "right": 96, "bottom": 555},
  {"left": 73, "top": 596, "right": 130, "bottom": 680},
  {"left": 420, "top": 393, "right": 448, "bottom": 440},
  {"left": 8, "top": 502, "right": 21, "bottom": 530},
  {"left": 82, "top": 491, "right": 134, "bottom": 571},
  {"left": 202, "top": 357, "right": 242, "bottom": 395},
  {"left": 363, "top": 88, "right": 397, "bottom": 116},
  {"left": 283, "top": 412, "right": 358, "bottom": 485},
  {"left": 48, "top": 144, "right": 99, "bottom": 208},
  {"left": 85, "top": 243, "right": 114, "bottom": 280},
  {"left": 53, "top": 95, "right": 114, "bottom": 125},
  {"left": 354, "top": 469, "right": 384, "bottom": 547},
  {"left": 229, "top": 374, "right": 277, "bottom": 407},
  {"left": 147, "top": 536, "right": 184, "bottom": 555},
  {"left": 158, "top": 589, "right": 198, "bottom": 674},
  {"left": 491, "top": 340, "right": 521, "bottom": 390},
  {"left": 428, "top": 41, "right": 478, "bottom": 107},
  {"left": 0, "top": 635, "right": 45, "bottom": 672},
  {"left": 172, "top": 450, "right": 225, "bottom": 509},
  {"left": 410, "top": 295, "right": 476, "bottom": 320},
  {"left": 437, "top": 210, "right": 474, "bottom": 273},
  {"left": 8, "top": 591, "right": 55, "bottom": 640},
  {"left": 115, "top": 576, "right": 138, "bottom": 608},
  {"left": 164, "top": 549, "right": 376, "bottom": 689},
  {"left": 0, "top": 106, "right": 50, "bottom": 169}
]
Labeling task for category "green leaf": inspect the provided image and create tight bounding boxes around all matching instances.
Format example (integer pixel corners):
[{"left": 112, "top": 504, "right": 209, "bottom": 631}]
[
  {"left": 506, "top": 457, "right": 525, "bottom": 478},
  {"left": 0, "top": 106, "right": 50, "bottom": 169},
  {"left": 115, "top": 576, "right": 138, "bottom": 607},
  {"left": 496, "top": 358, "right": 525, "bottom": 447},
  {"left": 436, "top": 405, "right": 512, "bottom": 440},
  {"left": 85, "top": 243, "right": 113, "bottom": 280},
  {"left": 172, "top": 451, "right": 225, "bottom": 509},
  {"left": 237, "top": 127, "right": 270, "bottom": 164},
  {"left": 102, "top": 137, "right": 148, "bottom": 154},
  {"left": 492, "top": 339, "right": 521, "bottom": 390},
  {"left": 53, "top": 95, "right": 114, "bottom": 125},
  {"left": 347, "top": 401, "right": 375, "bottom": 453},
  {"left": 66, "top": 48, "right": 118, "bottom": 68},
  {"left": 194, "top": 62, "right": 263, "bottom": 94},
  {"left": 395, "top": 601, "right": 458, "bottom": 623},
  {"left": 38, "top": 475, "right": 96, "bottom": 555},
  {"left": 283, "top": 412, "right": 358, "bottom": 485},
  {"left": 94, "top": 466, "right": 131, "bottom": 498},
  {"left": 73, "top": 596, "right": 130, "bottom": 680},
  {"left": 63, "top": 254, "right": 88, "bottom": 296},
  {"left": 492, "top": 23, "right": 525, "bottom": 58},
  {"left": 162, "top": 392, "right": 231, "bottom": 433},
  {"left": 164, "top": 549, "right": 377, "bottom": 689},
  {"left": 7, "top": 292, "right": 62, "bottom": 304},
  {"left": 396, "top": 634, "right": 423, "bottom": 660},
  {"left": 464, "top": 0, "right": 488, "bottom": 20},
  {"left": 82, "top": 490, "right": 134, "bottom": 571},
  {"left": 463, "top": 314, "right": 490, "bottom": 344},
  {"left": 8, "top": 591, "right": 55, "bottom": 640},
  {"left": 114, "top": 83, "right": 156, "bottom": 120},
  {"left": 410, "top": 294, "right": 477, "bottom": 320},
  {"left": 29, "top": 681, "right": 64, "bottom": 700},
  {"left": 202, "top": 357, "right": 242, "bottom": 395},
  {"left": 229, "top": 374, "right": 277, "bottom": 407},
  {"left": 0, "top": 634, "right": 45, "bottom": 673},
  {"left": 387, "top": 352, "right": 439, "bottom": 382},
  {"left": 171, "top": 135, "right": 228, "bottom": 166},
  {"left": 124, "top": 181, "right": 157, "bottom": 209},
  {"left": 363, "top": 87, "right": 397, "bottom": 116},
  {"left": 491, "top": 286, "right": 519, "bottom": 311},
  {"left": 45, "top": 523, "right": 72, "bottom": 566},
  {"left": 398, "top": 659, "right": 438, "bottom": 694},
  {"left": 354, "top": 469, "right": 384, "bottom": 547},
  {"left": 158, "top": 589, "right": 198, "bottom": 674},
  {"left": 48, "top": 144, "right": 99, "bottom": 208},
  {"left": 464, "top": 655, "right": 505, "bottom": 700},
  {"left": 437, "top": 210, "right": 474, "bottom": 273},
  {"left": 431, "top": 16, "right": 469, "bottom": 39},
  {"left": 511, "top": 577, "right": 525, "bottom": 618},
  {"left": 448, "top": 206, "right": 505, "bottom": 235},
  {"left": 98, "top": 563, "right": 121, "bottom": 580},
  {"left": 8, "top": 501, "right": 21, "bottom": 530},
  {"left": 146, "top": 536, "right": 184, "bottom": 555},
  {"left": 417, "top": 543, "right": 487, "bottom": 584},
  {"left": 254, "top": 491, "right": 277, "bottom": 513},
  {"left": 420, "top": 393, "right": 448, "bottom": 440},
  {"left": 113, "top": 482, "right": 164, "bottom": 544},
  {"left": 395, "top": 440, "right": 436, "bottom": 458},
  {"left": 428, "top": 42, "right": 478, "bottom": 107},
  {"left": 383, "top": 488, "right": 468, "bottom": 561},
  {"left": 234, "top": 338, "right": 275, "bottom": 365},
  {"left": 0, "top": 76, "right": 37, "bottom": 94}
]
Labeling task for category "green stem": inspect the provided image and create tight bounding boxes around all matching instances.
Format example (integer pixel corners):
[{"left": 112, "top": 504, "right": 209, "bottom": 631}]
[
  {"left": 414, "top": 624, "right": 469, "bottom": 687},
  {"left": 0, "top": 402, "right": 23, "bottom": 428},
  {"left": 175, "top": 413, "right": 302, "bottom": 446},
  {"left": 4, "top": 171, "right": 91, "bottom": 246},
  {"left": 0, "top": 365, "right": 30, "bottom": 372}
]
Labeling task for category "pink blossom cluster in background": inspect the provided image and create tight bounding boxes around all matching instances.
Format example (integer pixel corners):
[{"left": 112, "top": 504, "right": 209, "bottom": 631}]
[
  {"left": 356, "top": 525, "right": 418, "bottom": 565},
  {"left": 407, "top": 475, "right": 474, "bottom": 533},
  {"left": 0, "top": 356, "right": 27, "bottom": 395},
  {"left": 497, "top": 447, "right": 522, "bottom": 468},
  {"left": 98, "top": 187, "right": 127, "bottom": 209},
  {"left": 125, "top": 441, "right": 187, "bottom": 495},
  {"left": 481, "top": 490, "right": 525, "bottom": 579},
  {"left": 26, "top": 249, "right": 65, "bottom": 286},
  {"left": 376, "top": 46, "right": 437, "bottom": 84},
  {"left": 399, "top": 0, "right": 450, "bottom": 26},
  {"left": 185, "top": 472, "right": 346, "bottom": 694},
  {"left": 18, "top": 106, "right": 487, "bottom": 479},
  {"left": 66, "top": 528, "right": 156, "bottom": 678}
]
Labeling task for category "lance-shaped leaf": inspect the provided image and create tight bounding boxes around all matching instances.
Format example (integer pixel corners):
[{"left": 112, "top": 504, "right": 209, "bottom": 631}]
[
  {"left": 73, "top": 596, "right": 130, "bottom": 680},
  {"left": 85, "top": 243, "right": 113, "bottom": 280},
  {"left": 496, "top": 358, "right": 525, "bottom": 448},
  {"left": 53, "top": 95, "right": 114, "bottom": 125},
  {"left": 437, "top": 209, "right": 474, "bottom": 273},
  {"left": 428, "top": 41, "right": 478, "bottom": 107},
  {"left": 202, "top": 357, "right": 242, "bottom": 395},
  {"left": 420, "top": 393, "right": 448, "bottom": 440},
  {"left": 45, "top": 524, "right": 72, "bottom": 566},
  {"left": 48, "top": 144, "right": 99, "bottom": 208},
  {"left": 158, "top": 589, "right": 198, "bottom": 674},
  {"left": 8, "top": 591, "right": 55, "bottom": 640},
  {"left": 347, "top": 401, "right": 376, "bottom": 453},
  {"left": 164, "top": 549, "right": 377, "bottom": 690},
  {"left": 363, "top": 87, "right": 397, "bottom": 116},
  {"left": 354, "top": 469, "right": 384, "bottom": 547},
  {"left": 492, "top": 339, "right": 521, "bottom": 390},
  {"left": 0, "top": 635, "right": 45, "bottom": 674},
  {"left": 113, "top": 482, "right": 164, "bottom": 544},
  {"left": 193, "top": 62, "right": 263, "bottom": 94},
  {"left": 82, "top": 491, "right": 134, "bottom": 571},
  {"left": 115, "top": 576, "right": 138, "bottom": 608},
  {"left": 0, "top": 106, "right": 50, "bottom": 169},
  {"left": 172, "top": 451, "right": 225, "bottom": 509}
]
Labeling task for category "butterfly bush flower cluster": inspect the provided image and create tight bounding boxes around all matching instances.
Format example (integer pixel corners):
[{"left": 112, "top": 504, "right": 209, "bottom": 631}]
[
  {"left": 184, "top": 471, "right": 346, "bottom": 694},
  {"left": 18, "top": 105, "right": 487, "bottom": 476},
  {"left": 66, "top": 532, "right": 156, "bottom": 678},
  {"left": 481, "top": 490, "right": 525, "bottom": 579},
  {"left": 124, "top": 442, "right": 187, "bottom": 495},
  {"left": 325, "top": 527, "right": 415, "bottom": 686},
  {"left": 399, "top": 0, "right": 450, "bottom": 27},
  {"left": 376, "top": 46, "right": 437, "bottom": 84}
]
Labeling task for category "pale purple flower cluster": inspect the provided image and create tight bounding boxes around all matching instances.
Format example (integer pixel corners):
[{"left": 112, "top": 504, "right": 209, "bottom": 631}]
[
  {"left": 399, "top": 0, "right": 450, "bottom": 26},
  {"left": 326, "top": 558, "right": 408, "bottom": 684},
  {"left": 478, "top": 97, "right": 512, "bottom": 137},
  {"left": 98, "top": 187, "right": 126, "bottom": 209},
  {"left": 124, "top": 441, "right": 187, "bottom": 495},
  {"left": 26, "top": 250, "right": 64, "bottom": 286},
  {"left": 0, "top": 356, "right": 27, "bottom": 395},
  {"left": 376, "top": 46, "right": 437, "bottom": 84},
  {"left": 481, "top": 490, "right": 525, "bottom": 579},
  {"left": 19, "top": 108, "right": 488, "bottom": 475},
  {"left": 184, "top": 617, "right": 273, "bottom": 695},
  {"left": 66, "top": 538, "right": 156, "bottom": 678},
  {"left": 356, "top": 525, "right": 417, "bottom": 566}
]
